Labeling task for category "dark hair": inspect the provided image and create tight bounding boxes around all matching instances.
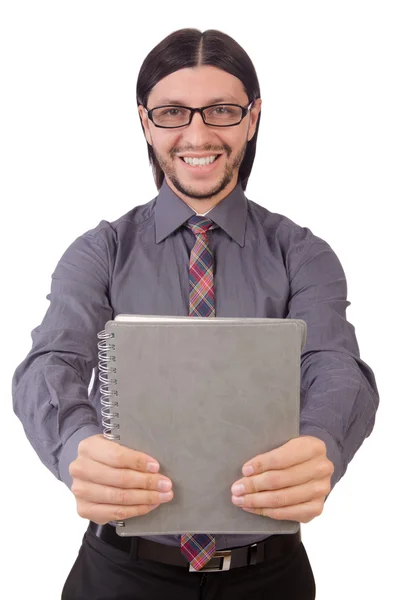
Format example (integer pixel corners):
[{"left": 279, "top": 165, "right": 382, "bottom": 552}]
[{"left": 136, "top": 28, "right": 261, "bottom": 191}]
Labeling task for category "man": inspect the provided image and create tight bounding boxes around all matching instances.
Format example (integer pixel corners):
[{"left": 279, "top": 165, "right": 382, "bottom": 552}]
[{"left": 12, "top": 28, "right": 379, "bottom": 599}]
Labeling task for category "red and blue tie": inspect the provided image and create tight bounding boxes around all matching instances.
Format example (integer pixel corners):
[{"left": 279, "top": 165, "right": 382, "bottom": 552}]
[{"left": 180, "top": 215, "right": 216, "bottom": 570}]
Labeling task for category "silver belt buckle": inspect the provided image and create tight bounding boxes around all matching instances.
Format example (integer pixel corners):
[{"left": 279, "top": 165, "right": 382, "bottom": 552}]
[{"left": 189, "top": 550, "right": 232, "bottom": 572}]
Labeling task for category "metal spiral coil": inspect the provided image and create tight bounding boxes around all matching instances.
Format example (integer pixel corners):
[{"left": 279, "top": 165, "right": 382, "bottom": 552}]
[
  {"left": 97, "top": 329, "right": 125, "bottom": 528},
  {"left": 97, "top": 330, "right": 120, "bottom": 441}
]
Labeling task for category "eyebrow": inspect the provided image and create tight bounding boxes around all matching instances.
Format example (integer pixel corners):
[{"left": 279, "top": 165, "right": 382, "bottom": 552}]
[{"left": 154, "top": 96, "right": 241, "bottom": 106}]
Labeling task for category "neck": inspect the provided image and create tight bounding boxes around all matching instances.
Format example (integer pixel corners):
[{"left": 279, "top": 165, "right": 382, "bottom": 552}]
[{"left": 165, "top": 173, "right": 239, "bottom": 213}]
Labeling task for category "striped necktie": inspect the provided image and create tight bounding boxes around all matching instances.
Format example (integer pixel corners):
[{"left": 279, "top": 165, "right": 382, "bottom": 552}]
[{"left": 180, "top": 215, "right": 216, "bottom": 571}]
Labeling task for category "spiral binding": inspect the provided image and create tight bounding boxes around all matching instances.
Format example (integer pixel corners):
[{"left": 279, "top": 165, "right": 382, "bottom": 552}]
[
  {"left": 97, "top": 330, "right": 120, "bottom": 441},
  {"left": 97, "top": 328, "right": 125, "bottom": 528}
]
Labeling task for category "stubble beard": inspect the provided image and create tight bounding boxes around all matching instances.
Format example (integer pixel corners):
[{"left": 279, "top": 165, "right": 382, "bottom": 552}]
[{"left": 152, "top": 142, "right": 248, "bottom": 200}]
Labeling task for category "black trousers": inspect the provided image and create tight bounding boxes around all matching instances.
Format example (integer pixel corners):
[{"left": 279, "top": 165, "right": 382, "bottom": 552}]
[{"left": 62, "top": 525, "right": 316, "bottom": 600}]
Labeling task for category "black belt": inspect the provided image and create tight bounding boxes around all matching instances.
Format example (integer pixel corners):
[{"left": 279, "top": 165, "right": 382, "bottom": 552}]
[{"left": 88, "top": 521, "right": 301, "bottom": 572}]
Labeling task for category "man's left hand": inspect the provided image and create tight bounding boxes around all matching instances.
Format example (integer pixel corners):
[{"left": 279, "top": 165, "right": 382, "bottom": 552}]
[{"left": 231, "top": 435, "right": 334, "bottom": 523}]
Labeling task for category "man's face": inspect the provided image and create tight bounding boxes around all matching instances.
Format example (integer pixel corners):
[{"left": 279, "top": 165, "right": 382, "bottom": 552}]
[{"left": 138, "top": 66, "right": 261, "bottom": 201}]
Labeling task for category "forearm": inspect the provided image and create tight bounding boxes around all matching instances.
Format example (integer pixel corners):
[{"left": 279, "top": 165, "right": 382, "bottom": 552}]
[
  {"left": 285, "top": 233, "right": 379, "bottom": 492},
  {"left": 12, "top": 349, "right": 102, "bottom": 483},
  {"left": 12, "top": 228, "right": 113, "bottom": 485},
  {"left": 299, "top": 350, "right": 379, "bottom": 490}
]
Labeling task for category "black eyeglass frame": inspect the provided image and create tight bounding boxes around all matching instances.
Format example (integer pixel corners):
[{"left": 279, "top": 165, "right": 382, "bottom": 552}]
[{"left": 144, "top": 101, "right": 254, "bottom": 129}]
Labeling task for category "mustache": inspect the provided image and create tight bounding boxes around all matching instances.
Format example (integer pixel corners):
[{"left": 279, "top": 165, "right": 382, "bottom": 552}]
[{"left": 171, "top": 145, "right": 231, "bottom": 156}]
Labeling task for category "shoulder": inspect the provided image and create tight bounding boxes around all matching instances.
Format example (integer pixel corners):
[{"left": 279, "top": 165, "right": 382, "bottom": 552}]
[
  {"left": 247, "top": 197, "right": 314, "bottom": 238},
  {"left": 78, "top": 195, "right": 156, "bottom": 249},
  {"left": 246, "top": 198, "right": 342, "bottom": 279},
  {"left": 246, "top": 197, "right": 324, "bottom": 250},
  {"left": 55, "top": 194, "right": 156, "bottom": 279}
]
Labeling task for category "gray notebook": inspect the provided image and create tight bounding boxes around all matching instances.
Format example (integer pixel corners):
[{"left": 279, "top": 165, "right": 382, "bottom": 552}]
[{"left": 97, "top": 315, "right": 307, "bottom": 537}]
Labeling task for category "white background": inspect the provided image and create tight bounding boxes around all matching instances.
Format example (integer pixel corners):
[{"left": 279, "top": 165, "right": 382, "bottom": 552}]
[{"left": 1, "top": 1, "right": 396, "bottom": 598}]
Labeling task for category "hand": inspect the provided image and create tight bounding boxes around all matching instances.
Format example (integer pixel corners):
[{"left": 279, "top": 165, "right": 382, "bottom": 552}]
[
  {"left": 230, "top": 435, "right": 334, "bottom": 523},
  {"left": 69, "top": 434, "right": 173, "bottom": 524}
]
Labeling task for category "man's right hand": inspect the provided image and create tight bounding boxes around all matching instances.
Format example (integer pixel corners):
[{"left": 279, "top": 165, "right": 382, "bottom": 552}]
[{"left": 69, "top": 434, "right": 173, "bottom": 524}]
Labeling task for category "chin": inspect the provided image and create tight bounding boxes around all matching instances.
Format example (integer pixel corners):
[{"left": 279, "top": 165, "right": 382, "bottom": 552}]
[{"left": 178, "top": 178, "right": 229, "bottom": 200}]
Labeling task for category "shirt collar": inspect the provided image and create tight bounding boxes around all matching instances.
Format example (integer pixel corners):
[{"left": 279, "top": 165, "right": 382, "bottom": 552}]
[{"left": 154, "top": 179, "right": 247, "bottom": 247}]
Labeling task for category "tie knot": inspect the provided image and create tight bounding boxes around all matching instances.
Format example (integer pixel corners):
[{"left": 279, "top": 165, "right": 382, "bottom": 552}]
[{"left": 185, "top": 215, "right": 214, "bottom": 236}]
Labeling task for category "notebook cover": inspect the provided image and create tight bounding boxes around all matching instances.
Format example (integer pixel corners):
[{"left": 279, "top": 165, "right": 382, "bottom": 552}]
[{"left": 103, "top": 316, "right": 306, "bottom": 536}]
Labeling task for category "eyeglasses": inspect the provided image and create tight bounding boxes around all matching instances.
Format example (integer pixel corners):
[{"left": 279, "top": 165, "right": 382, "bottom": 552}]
[{"left": 144, "top": 102, "right": 253, "bottom": 129}]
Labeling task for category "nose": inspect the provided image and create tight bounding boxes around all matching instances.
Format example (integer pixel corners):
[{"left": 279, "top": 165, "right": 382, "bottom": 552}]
[{"left": 183, "top": 110, "right": 214, "bottom": 146}]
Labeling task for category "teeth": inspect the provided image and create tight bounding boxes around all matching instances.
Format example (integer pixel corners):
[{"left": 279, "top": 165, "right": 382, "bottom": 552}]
[{"left": 183, "top": 155, "right": 218, "bottom": 166}]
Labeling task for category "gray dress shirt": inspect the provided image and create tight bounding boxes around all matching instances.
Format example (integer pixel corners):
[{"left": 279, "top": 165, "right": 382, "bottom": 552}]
[{"left": 12, "top": 179, "right": 379, "bottom": 550}]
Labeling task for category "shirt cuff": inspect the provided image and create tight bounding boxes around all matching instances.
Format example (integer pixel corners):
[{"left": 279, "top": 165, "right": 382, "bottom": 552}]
[
  {"left": 58, "top": 424, "right": 103, "bottom": 488},
  {"left": 299, "top": 423, "right": 345, "bottom": 494}
]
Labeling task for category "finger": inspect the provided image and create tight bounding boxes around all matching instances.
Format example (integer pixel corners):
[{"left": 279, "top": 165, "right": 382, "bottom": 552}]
[
  {"left": 241, "top": 498, "right": 325, "bottom": 523},
  {"left": 232, "top": 456, "right": 332, "bottom": 495},
  {"left": 77, "top": 499, "right": 162, "bottom": 525},
  {"left": 243, "top": 436, "right": 326, "bottom": 475},
  {"left": 232, "top": 479, "right": 330, "bottom": 510},
  {"left": 78, "top": 435, "right": 161, "bottom": 472},
  {"left": 72, "top": 479, "right": 174, "bottom": 506},
  {"left": 70, "top": 457, "right": 172, "bottom": 491}
]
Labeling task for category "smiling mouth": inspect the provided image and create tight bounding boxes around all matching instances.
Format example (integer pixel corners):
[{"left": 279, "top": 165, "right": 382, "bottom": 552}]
[{"left": 178, "top": 155, "right": 222, "bottom": 167}]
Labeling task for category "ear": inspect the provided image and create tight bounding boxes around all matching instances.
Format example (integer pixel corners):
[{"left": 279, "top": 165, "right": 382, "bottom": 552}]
[
  {"left": 247, "top": 98, "right": 262, "bottom": 142},
  {"left": 138, "top": 105, "right": 153, "bottom": 146}
]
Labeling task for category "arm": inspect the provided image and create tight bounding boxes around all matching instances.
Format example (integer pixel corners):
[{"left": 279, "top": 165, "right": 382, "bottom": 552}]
[
  {"left": 12, "top": 226, "right": 175, "bottom": 520},
  {"left": 12, "top": 227, "right": 112, "bottom": 487},
  {"left": 230, "top": 227, "right": 379, "bottom": 520},
  {"left": 287, "top": 230, "right": 379, "bottom": 491}
]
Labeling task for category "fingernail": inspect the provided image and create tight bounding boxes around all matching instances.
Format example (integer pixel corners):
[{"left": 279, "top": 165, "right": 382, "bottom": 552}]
[
  {"left": 231, "top": 483, "right": 245, "bottom": 495},
  {"left": 159, "top": 491, "right": 173, "bottom": 502},
  {"left": 147, "top": 461, "right": 160, "bottom": 473},
  {"left": 243, "top": 465, "right": 254, "bottom": 476},
  {"left": 232, "top": 495, "right": 245, "bottom": 505},
  {"left": 158, "top": 479, "right": 172, "bottom": 492}
]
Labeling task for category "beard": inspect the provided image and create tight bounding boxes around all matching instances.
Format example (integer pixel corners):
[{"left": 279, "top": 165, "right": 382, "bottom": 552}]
[{"left": 152, "top": 142, "right": 248, "bottom": 200}]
